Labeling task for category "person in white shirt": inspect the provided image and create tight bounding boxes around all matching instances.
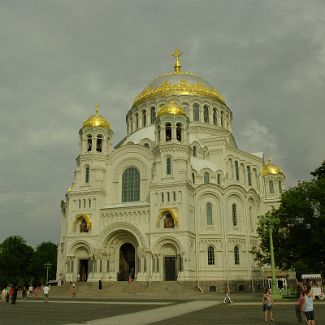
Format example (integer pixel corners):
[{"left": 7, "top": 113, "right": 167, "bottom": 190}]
[{"left": 43, "top": 284, "right": 50, "bottom": 303}]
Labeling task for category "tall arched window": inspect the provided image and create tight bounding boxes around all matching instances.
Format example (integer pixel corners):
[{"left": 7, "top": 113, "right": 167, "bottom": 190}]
[
  {"left": 204, "top": 172, "right": 210, "bottom": 184},
  {"left": 129, "top": 116, "right": 133, "bottom": 132},
  {"left": 142, "top": 110, "right": 146, "bottom": 127},
  {"left": 165, "top": 123, "right": 172, "bottom": 141},
  {"left": 235, "top": 161, "right": 240, "bottom": 181},
  {"left": 279, "top": 181, "right": 283, "bottom": 194},
  {"left": 247, "top": 166, "right": 252, "bottom": 186},
  {"left": 217, "top": 174, "right": 221, "bottom": 185},
  {"left": 193, "top": 104, "right": 200, "bottom": 121},
  {"left": 193, "top": 146, "right": 197, "bottom": 157},
  {"left": 203, "top": 105, "right": 209, "bottom": 123},
  {"left": 192, "top": 172, "right": 195, "bottom": 184},
  {"left": 85, "top": 166, "right": 90, "bottom": 183},
  {"left": 166, "top": 157, "right": 172, "bottom": 175},
  {"left": 176, "top": 123, "right": 182, "bottom": 142},
  {"left": 232, "top": 203, "right": 237, "bottom": 226},
  {"left": 234, "top": 246, "right": 240, "bottom": 264},
  {"left": 206, "top": 202, "right": 213, "bottom": 225},
  {"left": 207, "top": 246, "right": 215, "bottom": 265},
  {"left": 221, "top": 111, "right": 224, "bottom": 127},
  {"left": 213, "top": 108, "right": 218, "bottom": 125},
  {"left": 269, "top": 180, "right": 274, "bottom": 194},
  {"left": 135, "top": 113, "right": 139, "bottom": 129},
  {"left": 96, "top": 134, "right": 103, "bottom": 152},
  {"left": 122, "top": 167, "right": 140, "bottom": 202},
  {"left": 87, "top": 134, "right": 92, "bottom": 152},
  {"left": 150, "top": 107, "right": 156, "bottom": 123}
]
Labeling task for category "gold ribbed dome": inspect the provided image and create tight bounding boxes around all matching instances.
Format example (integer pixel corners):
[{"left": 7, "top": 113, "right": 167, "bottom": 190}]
[
  {"left": 132, "top": 49, "right": 225, "bottom": 108},
  {"left": 157, "top": 101, "right": 186, "bottom": 118},
  {"left": 83, "top": 105, "right": 110, "bottom": 129},
  {"left": 263, "top": 159, "right": 284, "bottom": 177}
]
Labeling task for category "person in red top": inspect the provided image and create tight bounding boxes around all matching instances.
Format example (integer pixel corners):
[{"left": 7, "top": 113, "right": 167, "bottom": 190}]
[{"left": 295, "top": 290, "right": 305, "bottom": 323}]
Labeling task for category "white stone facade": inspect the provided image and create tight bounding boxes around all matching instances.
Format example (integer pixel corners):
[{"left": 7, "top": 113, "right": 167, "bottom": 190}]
[{"left": 57, "top": 67, "right": 284, "bottom": 290}]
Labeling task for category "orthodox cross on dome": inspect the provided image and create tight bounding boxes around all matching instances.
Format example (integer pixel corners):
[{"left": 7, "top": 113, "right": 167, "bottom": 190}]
[
  {"left": 172, "top": 48, "right": 183, "bottom": 73},
  {"left": 95, "top": 103, "right": 100, "bottom": 114}
]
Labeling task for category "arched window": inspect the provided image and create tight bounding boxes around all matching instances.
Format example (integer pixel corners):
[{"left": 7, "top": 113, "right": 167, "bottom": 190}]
[
  {"left": 142, "top": 110, "right": 146, "bottom": 127},
  {"left": 217, "top": 174, "right": 221, "bottom": 185},
  {"left": 166, "top": 157, "right": 172, "bottom": 175},
  {"left": 165, "top": 123, "right": 172, "bottom": 141},
  {"left": 192, "top": 172, "right": 195, "bottom": 184},
  {"left": 176, "top": 123, "right": 182, "bottom": 141},
  {"left": 193, "top": 104, "right": 200, "bottom": 121},
  {"left": 269, "top": 180, "right": 274, "bottom": 194},
  {"left": 279, "top": 181, "right": 282, "bottom": 194},
  {"left": 221, "top": 111, "right": 224, "bottom": 127},
  {"left": 85, "top": 166, "right": 90, "bottom": 183},
  {"left": 150, "top": 107, "right": 156, "bottom": 124},
  {"left": 96, "top": 134, "right": 103, "bottom": 152},
  {"left": 207, "top": 246, "right": 215, "bottom": 265},
  {"left": 206, "top": 202, "right": 213, "bottom": 225},
  {"left": 164, "top": 213, "right": 174, "bottom": 228},
  {"left": 235, "top": 160, "right": 240, "bottom": 181},
  {"left": 234, "top": 246, "right": 240, "bottom": 264},
  {"left": 249, "top": 206, "right": 253, "bottom": 230},
  {"left": 232, "top": 203, "right": 237, "bottom": 226},
  {"left": 247, "top": 166, "right": 252, "bottom": 186},
  {"left": 213, "top": 108, "right": 218, "bottom": 125},
  {"left": 122, "top": 167, "right": 140, "bottom": 202},
  {"left": 87, "top": 134, "right": 92, "bottom": 152},
  {"left": 130, "top": 116, "right": 133, "bottom": 132},
  {"left": 135, "top": 113, "right": 139, "bottom": 129},
  {"left": 204, "top": 105, "right": 209, "bottom": 123},
  {"left": 144, "top": 143, "right": 149, "bottom": 149},
  {"left": 204, "top": 172, "right": 210, "bottom": 184},
  {"left": 193, "top": 146, "right": 197, "bottom": 157}
]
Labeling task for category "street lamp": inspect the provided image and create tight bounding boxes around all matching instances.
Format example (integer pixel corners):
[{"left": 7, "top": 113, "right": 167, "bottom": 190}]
[
  {"left": 267, "top": 216, "right": 282, "bottom": 299},
  {"left": 44, "top": 261, "right": 52, "bottom": 284}
]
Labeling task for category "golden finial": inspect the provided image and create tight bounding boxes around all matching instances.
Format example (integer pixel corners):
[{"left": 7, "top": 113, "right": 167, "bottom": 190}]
[
  {"left": 95, "top": 103, "right": 100, "bottom": 115},
  {"left": 172, "top": 48, "right": 183, "bottom": 73}
]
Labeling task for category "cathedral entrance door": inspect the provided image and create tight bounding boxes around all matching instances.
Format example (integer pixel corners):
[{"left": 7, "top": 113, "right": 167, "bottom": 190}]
[
  {"left": 164, "top": 256, "right": 176, "bottom": 281},
  {"left": 118, "top": 243, "right": 135, "bottom": 281},
  {"left": 79, "top": 259, "right": 88, "bottom": 282}
]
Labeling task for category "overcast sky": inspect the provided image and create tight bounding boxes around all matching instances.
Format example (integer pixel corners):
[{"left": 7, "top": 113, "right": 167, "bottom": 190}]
[{"left": 1, "top": 0, "right": 324, "bottom": 246}]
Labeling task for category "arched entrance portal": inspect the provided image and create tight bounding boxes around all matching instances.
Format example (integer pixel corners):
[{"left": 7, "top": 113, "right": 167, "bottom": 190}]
[{"left": 118, "top": 243, "right": 135, "bottom": 281}]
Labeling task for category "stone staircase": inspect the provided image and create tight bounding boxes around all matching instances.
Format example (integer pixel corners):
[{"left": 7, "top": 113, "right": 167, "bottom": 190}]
[{"left": 49, "top": 281, "right": 201, "bottom": 298}]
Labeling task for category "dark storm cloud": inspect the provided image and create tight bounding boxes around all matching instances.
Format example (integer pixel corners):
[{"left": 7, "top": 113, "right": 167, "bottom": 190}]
[{"left": 0, "top": 0, "right": 324, "bottom": 245}]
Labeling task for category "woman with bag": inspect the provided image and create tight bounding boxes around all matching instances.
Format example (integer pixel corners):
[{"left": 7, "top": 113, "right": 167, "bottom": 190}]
[{"left": 262, "top": 288, "right": 274, "bottom": 322}]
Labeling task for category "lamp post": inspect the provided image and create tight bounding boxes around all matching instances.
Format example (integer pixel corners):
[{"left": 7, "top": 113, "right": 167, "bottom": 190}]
[
  {"left": 44, "top": 261, "right": 52, "bottom": 284},
  {"left": 267, "top": 217, "right": 282, "bottom": 299}
]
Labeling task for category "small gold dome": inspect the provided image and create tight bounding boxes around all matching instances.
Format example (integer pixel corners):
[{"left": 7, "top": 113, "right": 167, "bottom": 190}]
[
  {"left": 83, "top": 105, "right": 110, "bottom": 129},
  {"left": 157, "top": 101, "right": 187, "bottom": 118},
  {"left": 263, "top": 159, "right": 284, "bottom": 177}
]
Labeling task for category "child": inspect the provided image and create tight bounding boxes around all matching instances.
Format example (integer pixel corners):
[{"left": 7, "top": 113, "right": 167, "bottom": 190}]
[{"left": 295, "top": 291, "right": 305, "bottom": 323}]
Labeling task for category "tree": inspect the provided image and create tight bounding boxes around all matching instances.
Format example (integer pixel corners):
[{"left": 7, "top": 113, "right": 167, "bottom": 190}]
[
  {"left": 0, "top": 236, "right": 34, "bottom": 287},
  {"left": 251, "top": 161, "right": 325, "bottom": 277},
  {"left": 30, "top": 242, "right": 57, "bottom": 284}
]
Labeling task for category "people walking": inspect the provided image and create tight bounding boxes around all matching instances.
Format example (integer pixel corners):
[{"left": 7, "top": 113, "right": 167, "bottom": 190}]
[
  {"left": 295, "top": 290, "right": 305, "bottom": 323},
  {"left": 43, "top": 284, "right": 50, "bottom": 303},
  {"left": 262, "top": 288, "right": 274, "bottom": 322},
  {"left": 223, "top": 287, "right": 232, "bottom": 303},
  {"left": 302, "top": 285, "right": 315, "bottom": 325}
]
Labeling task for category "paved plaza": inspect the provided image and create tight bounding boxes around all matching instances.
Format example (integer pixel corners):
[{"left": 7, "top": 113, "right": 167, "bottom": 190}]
[{"left": 0, "top": 296, "right": 324, "bottom": 325}]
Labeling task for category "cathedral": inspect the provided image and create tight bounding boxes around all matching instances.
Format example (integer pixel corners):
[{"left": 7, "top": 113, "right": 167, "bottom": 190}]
[{"left": 57, "top": 50, "right": 285, "bottom": 291}]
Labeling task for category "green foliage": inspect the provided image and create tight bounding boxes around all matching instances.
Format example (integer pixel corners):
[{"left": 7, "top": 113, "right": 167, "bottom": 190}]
[
  {"left": 251, "top": 161, "right": 325, "bottom": 277},
  {"left": 0, "top": 236, "right": 57, "bottom": 287}
]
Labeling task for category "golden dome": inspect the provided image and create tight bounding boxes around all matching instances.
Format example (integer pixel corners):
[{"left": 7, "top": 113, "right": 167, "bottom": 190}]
[
  {"left": 157, "top": 101, "right": 186, "bottom": 118},
  {"left": 132, "top": 49, "right": 225, "bottom": 108},
  {"left": 263, "top": 159, "right": 284, "bottom": 177},
  {"left": 83, "top": 105, "right": 110, "bottom": 129}
]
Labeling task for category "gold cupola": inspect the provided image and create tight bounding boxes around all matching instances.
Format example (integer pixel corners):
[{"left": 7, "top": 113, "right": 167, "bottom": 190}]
[
  {"left": 263, "top": 159, "right": 284, "bottom": 177},
  {"left": 82, "top": 104, "right": 110, "bottom": 129},
  {"left": 132, "top": 49, "right": 225, "bottom": 108},
  {"left": 157, "top": 101, "right": 187, "bottom": 118}
]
